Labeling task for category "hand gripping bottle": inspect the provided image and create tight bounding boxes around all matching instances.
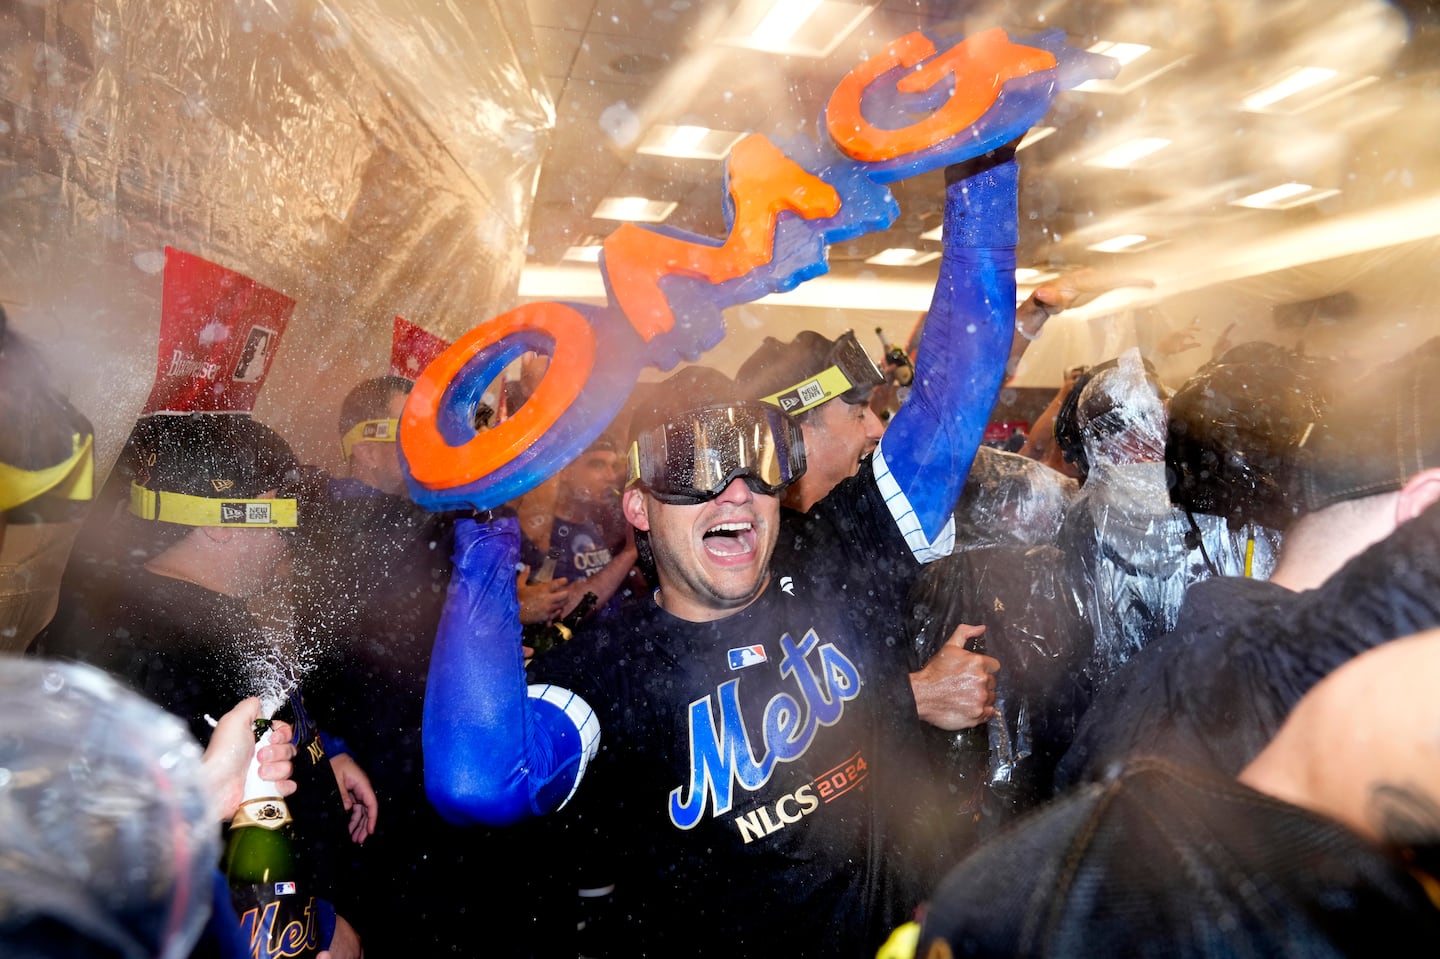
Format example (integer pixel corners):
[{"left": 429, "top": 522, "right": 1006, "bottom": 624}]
[{"left": 222, "top": 719, "right": 321, "bottom": 959}]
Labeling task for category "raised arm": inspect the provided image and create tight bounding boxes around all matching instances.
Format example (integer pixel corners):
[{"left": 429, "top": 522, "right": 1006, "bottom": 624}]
[
  {"left": 875, "top": 147, "right": 1019, "bottom": 552},
  {"left": 423, "top": 515, "right": 599, "bottom": 826}
]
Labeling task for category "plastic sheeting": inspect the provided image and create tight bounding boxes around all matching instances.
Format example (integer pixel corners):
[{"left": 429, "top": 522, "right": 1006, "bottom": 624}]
[
  {"left": 1, "top": 0, "right": 554, "bottom": 476},
  {"left": 1058, "top": 348, "right": 1280, "bottom": 684},
  {"left": 905, "top": 447, "right": 1087, "bottom": 852},
  {"left": 0, "top": 655, "right": 217, "bottom": 959}
]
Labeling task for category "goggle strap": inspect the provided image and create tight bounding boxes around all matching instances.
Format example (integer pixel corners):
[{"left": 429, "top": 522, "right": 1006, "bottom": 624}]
[
  {"left": 341, "top": 418, "right": 399, "bottom": 459},
  {"left": 625, "top": 441, "right": 643, "bottom": 488},
  {"left": 128, "top": 481, "right": 298, "bottom": 528}
]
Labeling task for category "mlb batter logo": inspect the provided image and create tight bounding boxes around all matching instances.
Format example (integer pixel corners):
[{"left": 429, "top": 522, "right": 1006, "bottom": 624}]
[
  {"left": 274, "top": 881, "right": 297, "bottom": 895},
  {"left": 727, "top": 645, "right": 767, "bottom": 670}
]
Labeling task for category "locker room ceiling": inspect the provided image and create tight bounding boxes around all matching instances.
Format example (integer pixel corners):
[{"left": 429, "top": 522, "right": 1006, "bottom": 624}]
[{"left": 515, "top": 0, "right": 1440, "bottom": 323}]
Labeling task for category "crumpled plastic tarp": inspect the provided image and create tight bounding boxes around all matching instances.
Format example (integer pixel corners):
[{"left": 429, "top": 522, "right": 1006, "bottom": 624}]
[
  {"left": 1, "top": 0, "right": 554, "bottom": 476},
  {"left": 0, "top": 655, "right": 216, "bottom": 959},
  {"left": 1058, "top": 348, "right": 1279, "bottom": 685},
  {"left": 906, "top": 445, "right": 1088, "bottom": 851}
]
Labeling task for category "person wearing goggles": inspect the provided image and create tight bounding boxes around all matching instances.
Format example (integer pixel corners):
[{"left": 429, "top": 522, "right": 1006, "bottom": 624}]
[
  {"left": 626, "top": 400, "right": 807, "bottom": 505},
  {"left": 737, "top": 328, "right": 887, "bottom": 512},
  {"left": 617, "top": 375, "right": 809, "bottom": 618},
  {"left": 424, "top": 146, "right": 1033, "bottom": 958}
]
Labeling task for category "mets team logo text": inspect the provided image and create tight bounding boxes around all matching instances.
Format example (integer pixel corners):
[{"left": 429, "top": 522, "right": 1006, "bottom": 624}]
[{"left": 668, "top": 628, "right": 861, "bottom": 830}]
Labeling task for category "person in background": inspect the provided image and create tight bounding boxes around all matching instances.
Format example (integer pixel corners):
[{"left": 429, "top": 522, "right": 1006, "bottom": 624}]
[
  {"left": 1163, "top": 341, "right": 1328, "bottom": 578},
  {"left": 735, "top": 328, "right": 889, "bottom": 514},
  {"left": 902, "top": 446, "right": 1086, "bottom": 860},
  {"left": 297, "top": 373, "right": 569, "bottom": 956},
  {"left": 515, "top": 434, "right": 642, "bottom": 632},
  {"left": 1048, "top": 343, "right": 1307, "bottom": 688},
  {"left": 1015, "top": 364, "right": 1087, "bottom": 479},
  {"left": 31, "top": 411, "right": 372, "bottom": 959},
  {"left": 735, "top": 325, "right": 1003, "bottom": 764},
  {"left": 904, "top": 627, "right": 1440, "bottom": 959},
  {"left": 1055, "top": 335, "right": 1440, "bottom": 791},
  {"left": 0, "top": 304, "right": 94, "bottom": 653},
  {"left": 422, "top": 146, "right": 1025, "bottom": 958},
  {"left": 1050, "top": 347, "right": 1244, "bottom": 691}
]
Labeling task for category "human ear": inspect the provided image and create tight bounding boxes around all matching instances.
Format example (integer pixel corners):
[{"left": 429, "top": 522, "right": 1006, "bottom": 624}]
[
  {"left": 622, "top": 487, "right": 651, "bottom": 532},
  {"left": 1397, "top": 468, "right": 1440, "bottom": 524}
]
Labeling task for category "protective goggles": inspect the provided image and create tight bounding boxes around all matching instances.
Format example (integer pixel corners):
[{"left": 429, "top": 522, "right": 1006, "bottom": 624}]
[
  {"left": 341, "top": 417, "right": 399, "bottom": 459},
  {"left": 129, "top": 482, "right": 297, "bottom": 528},
  {"left": 626, "top": 402, "right": 806, "bottom": 505},
  {"left": 758, "top": 330, "right": 884, "bottom": 416}
]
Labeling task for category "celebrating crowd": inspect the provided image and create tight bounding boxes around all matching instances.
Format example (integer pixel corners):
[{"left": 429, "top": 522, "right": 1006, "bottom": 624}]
[{"left": 5, "top": 140, "right": 1440, "bottom": 959}]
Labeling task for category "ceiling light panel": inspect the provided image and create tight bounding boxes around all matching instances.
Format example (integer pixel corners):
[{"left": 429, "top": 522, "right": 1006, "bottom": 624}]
[
  {"left": 637, "top": 124, "right": 746, "bottom": 160},
  {"left": 593, "top": 196, "right": 679, "bottom": 222},
  {"left": 1015, "top": 268, "right": 1060, "bottom": 285},
  {"left": 1074, "top": 41, "right": 1191, "bottom": 95},
  {"left": 1017, "top": 126, "right": 1056, "bottom": 151},
  {"left": 1241, "top": 68, "right": 1378, "bottom": 116},
  {"left": 1086, "top": 233, "right": 1171, "bottom": 254},
  {"left": 1085, "top": 137, "right": 1172, "bottom": 170},
  {"left": 1230, "top": 182, "right": 1341, "bottom": 211},
  {"left": 563, "top": 244, "right": 604, "bottom": 262},
  {"left": 719, "top": 0, "right": 878, "bottom": 58}
]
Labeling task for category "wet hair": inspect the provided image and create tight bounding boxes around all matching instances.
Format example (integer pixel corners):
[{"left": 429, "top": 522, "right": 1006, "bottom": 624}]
[
  {"left": 1051, "top": 364, "right": 1105, "bottom": 481},
  {"left": 338, "top": 375, "right": 413, "bottom": 437},
  {"left": 1166, "top": 345, "right": 1332, "bottom": 531}
]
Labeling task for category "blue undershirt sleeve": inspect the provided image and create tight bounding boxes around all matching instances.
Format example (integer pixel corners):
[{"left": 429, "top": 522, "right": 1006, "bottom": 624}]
[
  {"left": 875, "top": 148, "right": 1019, "bottom": 549},
  {"left": 422, "top": 514, "right": 599, "bottom": 826}
]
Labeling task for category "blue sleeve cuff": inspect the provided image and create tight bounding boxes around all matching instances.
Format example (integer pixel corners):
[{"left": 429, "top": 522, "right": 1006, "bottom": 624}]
[{"left": 318, "top": 730, "right": 350, "bottom": 759}]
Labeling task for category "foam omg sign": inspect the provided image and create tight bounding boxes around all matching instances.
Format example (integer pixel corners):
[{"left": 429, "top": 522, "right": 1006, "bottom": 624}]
[{"left": 401, "top": 27, "right": 1116, "bottom": 512}]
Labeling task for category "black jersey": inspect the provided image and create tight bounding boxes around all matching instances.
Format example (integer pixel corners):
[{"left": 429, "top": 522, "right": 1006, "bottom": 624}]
[{"left": 527, "top": 465, "right": 938, "bottom": 958}]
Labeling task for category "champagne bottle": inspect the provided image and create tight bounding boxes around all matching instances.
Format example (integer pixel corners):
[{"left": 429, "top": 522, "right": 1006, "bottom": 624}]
[
  {"left": 223, "top": 718, "right": 321, "bottom": 959},
  {"left": 524, "top": 590, "right": 599, "bottom": 655},
  {"left": 875, "top": 326, "right": 914, "bottom": 387},
  {"left": 953, "top": 629, "right": 990, "bottom": 762}
]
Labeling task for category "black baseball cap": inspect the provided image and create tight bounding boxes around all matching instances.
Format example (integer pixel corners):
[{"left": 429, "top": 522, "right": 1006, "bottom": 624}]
[
  {"left": 1166, "top": 346, "right": 1332, "bottom": 530},
  {"left": 736, "top": 330, "right": 883, "bottom": 416},
  {"left": 125, "top": 413, "right": 301, "bottom": 527}
]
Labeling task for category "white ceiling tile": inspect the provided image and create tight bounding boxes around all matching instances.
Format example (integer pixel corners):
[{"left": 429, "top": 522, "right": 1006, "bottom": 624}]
[
  {"left": 531, "top": 26, "right": 584, "bottom": 79},
  {"left": 524, "top": 0, "right": 595, "bottom": 32}
]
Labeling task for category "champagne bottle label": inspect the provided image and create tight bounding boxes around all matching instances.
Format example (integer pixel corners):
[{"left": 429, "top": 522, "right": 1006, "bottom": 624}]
[
  {"left": 231, "top": 884, "right": 321, "bottom": 959},
  {"left": 232, "top": 796, "right": 295, "bottom": 830}
]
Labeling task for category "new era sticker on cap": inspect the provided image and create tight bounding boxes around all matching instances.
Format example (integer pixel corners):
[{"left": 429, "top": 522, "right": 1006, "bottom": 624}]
[
  {"left": 774, "top": 380, "right": 827, "bottom": 412},
  {"left": 220, "top": 502, "right": 274, "bottom": 524}
]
